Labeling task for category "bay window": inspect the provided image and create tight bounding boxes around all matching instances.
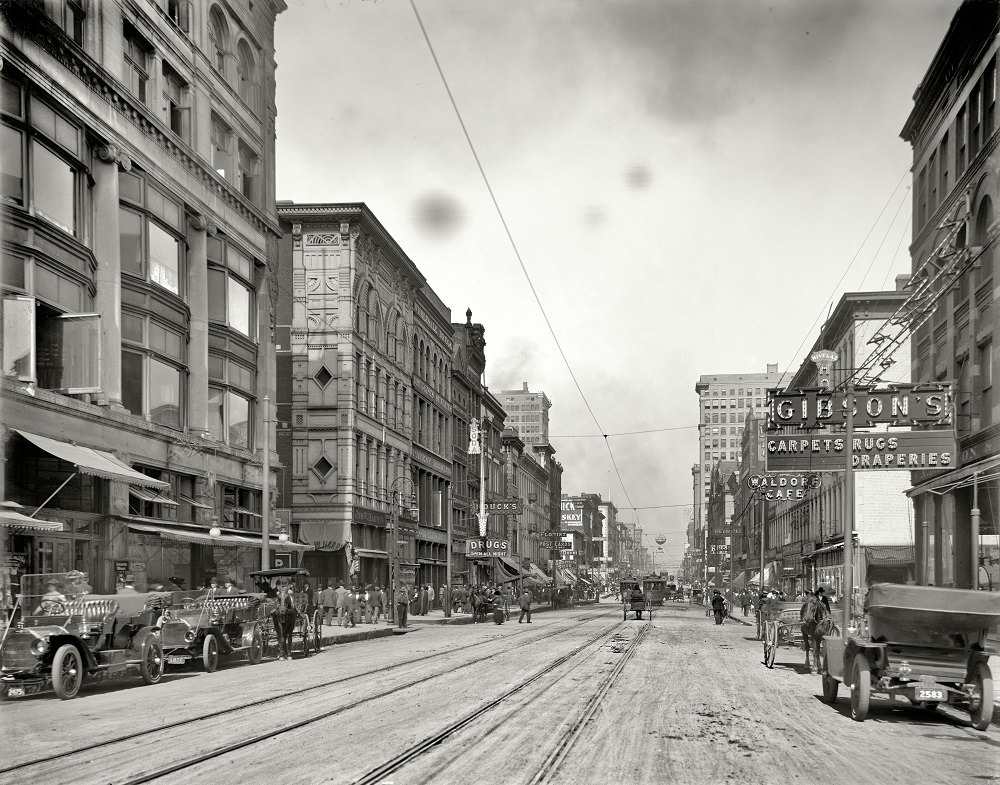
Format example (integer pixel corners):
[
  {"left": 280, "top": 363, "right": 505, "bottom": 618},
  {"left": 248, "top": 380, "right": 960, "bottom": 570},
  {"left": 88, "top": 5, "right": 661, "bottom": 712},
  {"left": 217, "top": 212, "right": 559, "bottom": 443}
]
[
  {"left": 121, "top": 312, "right": 185, "bottom": 429},
  {"left": 206, "top": 236, "right": 255, "bottom": 338},
  {"left": 3, "top": 296, "right": 100, "bottom": 393},
  {"left": 208, "top": 353, "right": 255, "bottom": 449},
  {"left": 119, "top": 169, "right": 184, "bottom": 296},
  {"left": 1, "top": 74, "right": 82, "bottom": 238}
]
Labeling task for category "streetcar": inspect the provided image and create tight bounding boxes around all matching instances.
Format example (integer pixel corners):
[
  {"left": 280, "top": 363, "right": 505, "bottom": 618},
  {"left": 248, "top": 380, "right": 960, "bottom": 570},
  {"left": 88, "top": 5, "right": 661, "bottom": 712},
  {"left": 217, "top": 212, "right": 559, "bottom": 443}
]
[{"left": 641, "top": 576, "right": 667, "bottom": 606}]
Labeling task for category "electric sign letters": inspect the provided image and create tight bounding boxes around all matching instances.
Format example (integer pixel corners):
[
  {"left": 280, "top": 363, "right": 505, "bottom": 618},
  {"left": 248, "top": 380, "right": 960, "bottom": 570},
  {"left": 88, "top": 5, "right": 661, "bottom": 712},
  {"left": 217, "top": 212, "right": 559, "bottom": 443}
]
[{"left": 766, "top": 384, "right": 951, "bottom": 430}]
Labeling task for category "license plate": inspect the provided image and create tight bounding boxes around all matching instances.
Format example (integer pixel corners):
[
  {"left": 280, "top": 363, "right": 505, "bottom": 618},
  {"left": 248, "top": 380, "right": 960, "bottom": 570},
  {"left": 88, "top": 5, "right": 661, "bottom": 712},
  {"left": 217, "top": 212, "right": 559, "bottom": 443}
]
[
  {"left": 6, "top": 687, "right": 24, "bottom": 698},
  {"left": 167, "top": 656, "right": 187, "bottom": 665},
  {"left": 916, "top": 688, "right": 945, "bottom": 701}
]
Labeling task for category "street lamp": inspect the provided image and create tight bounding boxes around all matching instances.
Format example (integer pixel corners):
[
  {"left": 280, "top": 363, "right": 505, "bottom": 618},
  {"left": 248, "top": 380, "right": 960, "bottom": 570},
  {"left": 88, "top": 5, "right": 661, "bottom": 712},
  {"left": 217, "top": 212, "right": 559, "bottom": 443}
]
[
  {"left": 386, "top": 475, "right": 417, "bottom": 624},
  {"left": 209, "top": 516, "right": 222, "bottom": 538}
]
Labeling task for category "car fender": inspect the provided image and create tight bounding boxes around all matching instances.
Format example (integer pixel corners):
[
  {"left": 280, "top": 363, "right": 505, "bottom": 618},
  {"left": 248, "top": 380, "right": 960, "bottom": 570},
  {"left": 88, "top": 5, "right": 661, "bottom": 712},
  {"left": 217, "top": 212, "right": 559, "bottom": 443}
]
[{"left": 129, "top": 626, "right": 160, "bottom": 655}]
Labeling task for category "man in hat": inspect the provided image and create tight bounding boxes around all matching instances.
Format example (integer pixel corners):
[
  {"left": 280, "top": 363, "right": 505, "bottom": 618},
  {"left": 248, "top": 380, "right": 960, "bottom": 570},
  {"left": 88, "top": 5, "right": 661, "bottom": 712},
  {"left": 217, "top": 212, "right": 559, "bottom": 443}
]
[
  {"left": 168, "top": 576, "right": 185, "bottom": 590},
  {"left": 710, "top": 589, "right": 727, "bottom": 625}
]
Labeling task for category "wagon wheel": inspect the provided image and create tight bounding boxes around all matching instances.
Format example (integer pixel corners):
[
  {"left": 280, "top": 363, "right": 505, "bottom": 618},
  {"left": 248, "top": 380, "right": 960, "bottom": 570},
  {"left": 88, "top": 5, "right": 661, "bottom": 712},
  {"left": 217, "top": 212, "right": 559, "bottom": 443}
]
[
  {"left": 763, "top": 622, "right": 777, "bottom": 669},
  {"left": 969, "top": 662, "right": 994, "bottom": 731},
  {"left": 312, "top": 609, "right": 324, "bottom": 653},
  {"left": 755, "top": 612, "right": 764, "bottom": 641},
  {"left": 850, "top": 654, "right": 871, "bottom": 722},
  {"left": 300, "top": 613, "right": 313, "bottom": 657}
]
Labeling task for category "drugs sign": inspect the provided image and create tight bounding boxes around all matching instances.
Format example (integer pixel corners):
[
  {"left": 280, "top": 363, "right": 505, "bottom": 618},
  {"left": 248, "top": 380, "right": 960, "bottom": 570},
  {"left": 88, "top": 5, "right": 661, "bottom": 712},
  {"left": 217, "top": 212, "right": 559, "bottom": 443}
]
[{"left": 466, "top": 537, "right": 509, "bottom": 558}]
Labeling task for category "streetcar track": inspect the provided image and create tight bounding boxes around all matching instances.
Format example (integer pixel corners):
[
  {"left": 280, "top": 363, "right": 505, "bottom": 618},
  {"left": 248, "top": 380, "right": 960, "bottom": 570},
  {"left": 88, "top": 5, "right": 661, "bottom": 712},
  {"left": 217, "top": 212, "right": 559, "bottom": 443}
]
[
  {"left": 349, "top": 618, "right": 651, "bottom": 785},
  {"left": 0, "top": 612, "right": 601, "bottom": 780}
]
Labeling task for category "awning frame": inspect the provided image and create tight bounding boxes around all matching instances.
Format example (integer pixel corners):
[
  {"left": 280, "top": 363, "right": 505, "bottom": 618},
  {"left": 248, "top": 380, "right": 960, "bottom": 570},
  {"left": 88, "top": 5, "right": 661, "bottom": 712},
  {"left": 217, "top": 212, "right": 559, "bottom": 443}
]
[
  {"left": 906, "top": 455, "right": 1000, "bottom": 497},
  {"left": 14, "top": 429, "right": 168, "bottom": 488}
]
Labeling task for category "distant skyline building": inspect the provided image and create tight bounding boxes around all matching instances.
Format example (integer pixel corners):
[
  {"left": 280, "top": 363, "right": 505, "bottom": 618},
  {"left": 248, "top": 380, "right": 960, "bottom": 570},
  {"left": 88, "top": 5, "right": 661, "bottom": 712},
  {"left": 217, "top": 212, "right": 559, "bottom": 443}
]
[
  {"left": 693, "top": 364, "right": 783, "bottom": 549},
  {"left": 501, "top": 382, "right": 551, "bottom": 446}
]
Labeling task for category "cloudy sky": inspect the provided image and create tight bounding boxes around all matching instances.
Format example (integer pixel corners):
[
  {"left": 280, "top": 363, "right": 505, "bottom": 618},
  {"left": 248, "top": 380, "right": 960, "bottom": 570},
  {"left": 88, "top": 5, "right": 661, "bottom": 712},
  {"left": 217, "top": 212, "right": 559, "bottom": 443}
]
[{"left": 275, "top": 0, "right": 959, "bottom": 569}]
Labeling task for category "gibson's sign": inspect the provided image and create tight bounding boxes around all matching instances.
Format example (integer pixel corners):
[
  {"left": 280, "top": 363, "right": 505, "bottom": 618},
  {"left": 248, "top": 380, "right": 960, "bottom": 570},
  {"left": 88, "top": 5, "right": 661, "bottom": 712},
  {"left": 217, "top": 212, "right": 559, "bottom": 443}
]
[
  {"left": 766, "top": 384, "right": 952, "bottom": 430},
  {"left": 765, "top": 431, "right": 956, "bottom": 472}
]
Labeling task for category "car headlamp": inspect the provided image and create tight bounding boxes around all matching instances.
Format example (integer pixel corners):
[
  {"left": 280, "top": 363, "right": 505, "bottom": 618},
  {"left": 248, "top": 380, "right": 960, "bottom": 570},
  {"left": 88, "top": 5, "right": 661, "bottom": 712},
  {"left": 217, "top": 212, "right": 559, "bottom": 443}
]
[
  {"left": 29, "top": 637, "right": 50, "bottom": 656},
  {"left": 184, "top": 630, "right": 196, "bottom": 643}
]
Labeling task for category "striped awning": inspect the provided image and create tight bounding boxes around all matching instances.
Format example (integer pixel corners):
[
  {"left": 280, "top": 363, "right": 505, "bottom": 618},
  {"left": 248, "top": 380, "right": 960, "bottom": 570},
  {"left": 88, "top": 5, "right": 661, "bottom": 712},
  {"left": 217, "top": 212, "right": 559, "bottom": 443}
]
[
  {"left": 865, "top": 545, "right": 914, "bottom": 567},
  {"left": 14, "top": 430, "right": 168, "bottom": 488},
  {"left": 0, "top": 510, "right": 64, "bottom": 532}
]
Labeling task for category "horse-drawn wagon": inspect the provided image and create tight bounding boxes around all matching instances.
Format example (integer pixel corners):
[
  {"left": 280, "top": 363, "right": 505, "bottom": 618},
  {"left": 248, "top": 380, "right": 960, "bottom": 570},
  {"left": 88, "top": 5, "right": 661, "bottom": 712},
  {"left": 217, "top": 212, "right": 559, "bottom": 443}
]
[
  {"left": 251, "top": 568, "right": 322, "bottom": 658},
  {"left": 620, "top": 580, "right": 651, "bottom": 620},
  {"left": 819, "top": 584, "right": 997, "bottom": 730},
  {"left": 761, "top": 598, "right": 839, "bottom": 670}
]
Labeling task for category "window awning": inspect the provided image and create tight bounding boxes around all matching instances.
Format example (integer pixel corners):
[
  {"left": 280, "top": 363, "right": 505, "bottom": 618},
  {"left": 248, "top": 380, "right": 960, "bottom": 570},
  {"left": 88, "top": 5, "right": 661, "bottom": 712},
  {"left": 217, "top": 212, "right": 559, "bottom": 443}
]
[
  {"left": 129, "top": 486, "right": 179, "bottom": 506},
  {"left": 14, "top": 430, "right": 168, "bottom": 488},
  {"left": 497, "top": 556, "right": 523, "bottom": 579},
  {"left": 906, "top": 454, "right": 1000, "bottom": 497},
  {"left": 355, "top": 548, "right": 388, "bottom": 560},
  {"left": 126, "top": 520, "right": 312, "bottom": 551},
  {"left": 180, "top": 495, "right": 212, "bottom": 509},
  {"left": 226, "top": 505, "right": 262, "bottom": 518},
  {"left": 528, "top": 563, "right": 550, "bottom": 582},
  {"left": 865, "top": 545, "right": 915, "bottom": 567},
  {"left": 0, "top": 510, "right": 64, "bottom": 532}
]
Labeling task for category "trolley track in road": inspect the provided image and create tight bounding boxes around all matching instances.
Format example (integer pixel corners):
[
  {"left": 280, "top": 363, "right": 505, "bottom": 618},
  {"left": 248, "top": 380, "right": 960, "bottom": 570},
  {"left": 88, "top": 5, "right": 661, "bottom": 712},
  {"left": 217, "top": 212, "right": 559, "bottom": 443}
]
[
  {"left": 0, "top": 611, "right": 602, "bottom": 782},
  {"left": 351, "top": 619, "right": 651, "bottom": 785}
]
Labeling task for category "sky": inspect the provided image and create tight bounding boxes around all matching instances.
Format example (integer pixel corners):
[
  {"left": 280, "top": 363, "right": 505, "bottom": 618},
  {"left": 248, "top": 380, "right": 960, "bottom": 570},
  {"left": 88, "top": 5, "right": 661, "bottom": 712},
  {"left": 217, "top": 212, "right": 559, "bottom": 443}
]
[{"left": 274, "top": 0, "right": 960, "bottom": 570}]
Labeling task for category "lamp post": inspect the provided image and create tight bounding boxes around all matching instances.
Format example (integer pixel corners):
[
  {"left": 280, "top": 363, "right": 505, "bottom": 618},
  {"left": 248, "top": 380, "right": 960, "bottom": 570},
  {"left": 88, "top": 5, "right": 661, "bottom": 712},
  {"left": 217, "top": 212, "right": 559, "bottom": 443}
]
[
  {"left": 386, "top": 474, "right": 417, "bottom": 624},
  {"left": 261, "top": 394, "right": 271, "bottom": 572}
]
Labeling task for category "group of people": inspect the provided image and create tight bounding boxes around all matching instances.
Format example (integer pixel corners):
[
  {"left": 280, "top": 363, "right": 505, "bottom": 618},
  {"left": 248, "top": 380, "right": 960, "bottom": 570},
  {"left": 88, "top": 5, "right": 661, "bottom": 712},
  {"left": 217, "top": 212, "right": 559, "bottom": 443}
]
[{"left": 315, "top": 582, "right": 387, "bottom": 627}]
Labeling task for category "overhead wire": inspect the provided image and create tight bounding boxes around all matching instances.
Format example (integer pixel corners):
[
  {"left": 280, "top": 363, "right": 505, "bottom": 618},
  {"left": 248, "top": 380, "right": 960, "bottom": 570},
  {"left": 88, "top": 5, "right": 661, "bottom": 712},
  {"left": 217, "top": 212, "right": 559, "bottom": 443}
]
[{"left": 408, "top": 0, "right": 646, "bottom": 521}]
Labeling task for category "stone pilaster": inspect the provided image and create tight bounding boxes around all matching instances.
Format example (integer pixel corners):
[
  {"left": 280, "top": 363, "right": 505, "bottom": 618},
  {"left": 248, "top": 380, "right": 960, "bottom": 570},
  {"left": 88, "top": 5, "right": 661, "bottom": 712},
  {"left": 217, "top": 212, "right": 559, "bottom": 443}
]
[{"left": 186, "top": 214, "right": 215, "bottom": 437}]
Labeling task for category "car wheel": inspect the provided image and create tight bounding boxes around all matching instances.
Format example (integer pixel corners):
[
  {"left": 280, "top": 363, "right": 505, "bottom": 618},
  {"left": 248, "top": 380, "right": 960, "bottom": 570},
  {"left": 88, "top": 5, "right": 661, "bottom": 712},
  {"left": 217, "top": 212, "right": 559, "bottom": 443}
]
[
  {"left": 202, "top": 634, "right": 219, "bottom": 673},
  {"left": 248, "top": 628, "right": 263, "bottom": 665},
  {"left": 821, "top": 674, "right": 839, "bottom": 703},
  {"left": 51, "top": 644, "right": 83, "bottom": 700},
  {"left": 969, "top": 661, "right": 994, "bottom": 731},
  {"left": 141, "top": 639, "right": 163, "bottom": 685},
  {"left": 850, "top": 654, "right": 871, "bottom": 722}
]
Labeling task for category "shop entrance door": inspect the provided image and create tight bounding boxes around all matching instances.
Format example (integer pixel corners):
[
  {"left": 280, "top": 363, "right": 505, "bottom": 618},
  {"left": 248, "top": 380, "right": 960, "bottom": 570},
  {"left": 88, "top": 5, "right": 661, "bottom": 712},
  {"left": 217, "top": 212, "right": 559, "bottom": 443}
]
[{"left": 35, "top": 536, "right": 74, "bottom": 574}]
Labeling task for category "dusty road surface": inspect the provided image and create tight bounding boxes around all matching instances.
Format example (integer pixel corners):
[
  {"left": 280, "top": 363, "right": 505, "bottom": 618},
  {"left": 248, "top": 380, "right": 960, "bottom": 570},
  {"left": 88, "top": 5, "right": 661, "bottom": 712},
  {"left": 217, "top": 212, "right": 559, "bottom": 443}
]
[{"left": 1, "top": 602, "right": 996, "bottom": 785}]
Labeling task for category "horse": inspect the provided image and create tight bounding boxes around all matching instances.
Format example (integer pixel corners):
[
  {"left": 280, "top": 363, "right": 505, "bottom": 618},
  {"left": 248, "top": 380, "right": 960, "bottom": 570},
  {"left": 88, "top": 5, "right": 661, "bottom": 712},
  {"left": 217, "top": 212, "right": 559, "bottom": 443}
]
[{"left": 800, "top": 597, "right": 836, "bottom": 673}]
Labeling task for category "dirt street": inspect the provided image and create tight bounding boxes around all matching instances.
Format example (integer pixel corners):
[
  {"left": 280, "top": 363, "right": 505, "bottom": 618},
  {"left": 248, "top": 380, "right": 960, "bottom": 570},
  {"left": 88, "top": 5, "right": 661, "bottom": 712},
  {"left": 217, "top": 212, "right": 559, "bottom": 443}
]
[{"left": 1, "top": 602, "right": 996, "bottom": 785}]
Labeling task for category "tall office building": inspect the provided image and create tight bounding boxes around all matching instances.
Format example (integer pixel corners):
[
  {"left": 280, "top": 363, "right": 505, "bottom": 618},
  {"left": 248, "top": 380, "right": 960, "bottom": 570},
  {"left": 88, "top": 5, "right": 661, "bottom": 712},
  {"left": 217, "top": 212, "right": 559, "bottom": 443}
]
[
  {"left": 501, "top": 382, "right": 550, "bottom": 446},
  {"left": 692, "top": 365, "right": 783, "bottom": 552}
]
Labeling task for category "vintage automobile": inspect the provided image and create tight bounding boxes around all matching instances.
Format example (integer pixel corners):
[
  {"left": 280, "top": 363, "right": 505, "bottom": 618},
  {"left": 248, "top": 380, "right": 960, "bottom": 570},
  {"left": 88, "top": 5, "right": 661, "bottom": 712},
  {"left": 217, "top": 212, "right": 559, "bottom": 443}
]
[
  {"left": 157, "top": 589, "right": 267, "bottom": 671},
  {"left": 0, "top": 572, "right": 164, "bottom": 700},
  {"left": 820, "top": 583, "right": 998, "bottom": 730}
]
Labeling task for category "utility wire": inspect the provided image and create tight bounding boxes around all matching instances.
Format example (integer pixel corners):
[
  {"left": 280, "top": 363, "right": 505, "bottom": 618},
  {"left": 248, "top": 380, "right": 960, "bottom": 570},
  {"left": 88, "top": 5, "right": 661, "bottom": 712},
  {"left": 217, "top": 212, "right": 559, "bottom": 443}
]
[
  {"left": 409, "top": 0, "right": 641, "bottom": 519},
  {"left": 774, "top": 168, "right": 910, "bottom": 390}
]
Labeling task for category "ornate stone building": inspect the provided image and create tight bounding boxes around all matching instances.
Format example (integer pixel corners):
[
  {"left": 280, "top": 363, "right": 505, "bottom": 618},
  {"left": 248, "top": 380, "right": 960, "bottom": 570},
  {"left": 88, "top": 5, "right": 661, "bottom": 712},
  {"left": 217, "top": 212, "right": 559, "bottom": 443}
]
[{"left": 1, "top": 0, "right": 293, "bottom": 605}]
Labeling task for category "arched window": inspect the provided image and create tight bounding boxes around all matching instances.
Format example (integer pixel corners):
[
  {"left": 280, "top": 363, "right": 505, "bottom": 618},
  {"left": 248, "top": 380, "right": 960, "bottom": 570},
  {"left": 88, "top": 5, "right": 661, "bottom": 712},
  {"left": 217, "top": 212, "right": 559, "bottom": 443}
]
[
  {"left": 208, "top": 7, "right": 229, "bottom": 76},
  {"left": 975, "top": 195, "right": 994, "bottom": 287},
  {"left": 236, "top": 41, "right": 257, "bottom": 109}
]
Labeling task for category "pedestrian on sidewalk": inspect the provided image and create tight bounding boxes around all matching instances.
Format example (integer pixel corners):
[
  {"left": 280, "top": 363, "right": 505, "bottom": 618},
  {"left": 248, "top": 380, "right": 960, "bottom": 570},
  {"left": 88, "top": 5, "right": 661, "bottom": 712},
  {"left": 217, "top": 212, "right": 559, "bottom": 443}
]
[
  {"left": 492, "top": 589, "right": 505, "bottom": 624},
  {"left": 375, "top": 585, "right": 385, "bottom": 622},
  {"left": 740, "top": 591, "right": 750, "bottom": 617},
  {"left": 418, "top": 584, "right": 429, "bottom": 616},
  {"left": 427, "top": 583, "right": 436, "bottom": 611},
  {"left": 517, "top": 588, "right": 532, "bottom": 623},
  {"left": 344, "top": 587, "right": 358, "bottom": 627},
  {"left": 711, "top": 589, "right": 726, "bottom": 625},
  {"left": 334, "top": 581, "right": 349, "bottom": 627},
  {"left": 320, "top": 582, "right": 336, "bottom": 626},
  {"left": 394, "top": 583, "right": 410, "bottom": 629}
]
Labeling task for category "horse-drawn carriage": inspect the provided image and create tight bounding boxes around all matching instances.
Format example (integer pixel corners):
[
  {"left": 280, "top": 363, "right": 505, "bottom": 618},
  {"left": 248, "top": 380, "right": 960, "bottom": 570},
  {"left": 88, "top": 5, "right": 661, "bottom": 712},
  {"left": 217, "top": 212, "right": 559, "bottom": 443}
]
[
  {"left": 819, "top": 584, "right": 998, "bottom": 730},
  {"left": 620, "top": 580, "right": 651, "bottom": 620},
  {"left": 761, "top": 598, "right": 839, "bottom": 670},
  {"left": 250, "top": 568, "right": 322, "bottom": 658}
]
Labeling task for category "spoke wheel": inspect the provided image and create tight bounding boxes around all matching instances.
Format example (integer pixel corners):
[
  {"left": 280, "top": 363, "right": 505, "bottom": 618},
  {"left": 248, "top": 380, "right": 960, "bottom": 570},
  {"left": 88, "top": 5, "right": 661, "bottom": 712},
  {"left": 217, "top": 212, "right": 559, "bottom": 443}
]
[
  {"left": 248, "top": 628, "right": 263, "bottom": 665},
  {"left": 202, "top": 634, "right": 219, "bottom": 673},
  {"left": 52, "top": 644, "right": 83, "bottom": 700},
  {"left": 850, "top": 654, "right": 871, "bottom": 722},
  {"left": 969, "top": 662, "right": 994, "bottom": 731},
  {"left": 312, "top": 610, "right": 323, "bottom": 653},
  {"left": 764, "top": 623, "right": 777, "bottom": 669},
  {"left": 140, "top": 639, "right": 163, "bottom": 685}
]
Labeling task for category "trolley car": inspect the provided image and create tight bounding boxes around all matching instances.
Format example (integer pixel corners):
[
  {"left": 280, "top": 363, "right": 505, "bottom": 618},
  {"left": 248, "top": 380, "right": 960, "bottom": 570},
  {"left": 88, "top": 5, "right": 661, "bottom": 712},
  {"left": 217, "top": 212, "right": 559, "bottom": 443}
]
[{"left": 642, "top": 576, "right": 667, "bottom": 606}]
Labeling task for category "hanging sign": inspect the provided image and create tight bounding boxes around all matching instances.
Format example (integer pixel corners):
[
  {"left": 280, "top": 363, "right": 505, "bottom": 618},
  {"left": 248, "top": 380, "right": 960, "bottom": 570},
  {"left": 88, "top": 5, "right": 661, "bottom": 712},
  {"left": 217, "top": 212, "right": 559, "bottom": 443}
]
[
  {"left": 765, "top": 430, "right": 955, "bottom": 472},
  {"left": 766, "top": 384, "right": 952, "bottom": 431},
  {"left": 466, "top": 538, "right": 509, "bottom": 558}
]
